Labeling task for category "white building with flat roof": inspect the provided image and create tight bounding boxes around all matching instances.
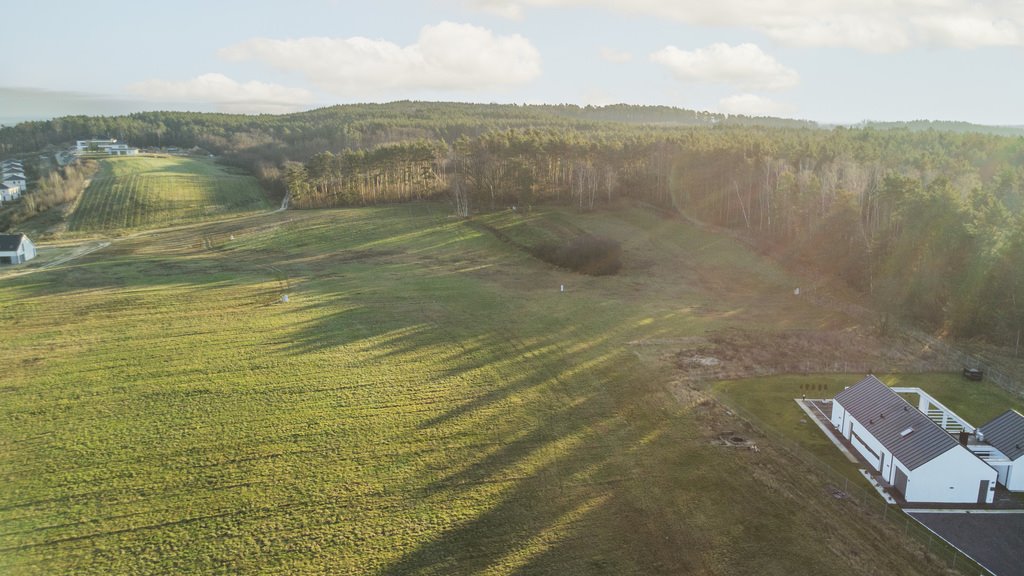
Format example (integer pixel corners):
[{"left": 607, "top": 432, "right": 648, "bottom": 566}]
[
  {"left": 76, "top": 139, "right": 119, "bottom": 153},
  {"left": 106, "top": 144, "right": 139, "bottom": 156}
]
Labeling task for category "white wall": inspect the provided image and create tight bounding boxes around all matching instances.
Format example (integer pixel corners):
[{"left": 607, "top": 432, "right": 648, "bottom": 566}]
[
  {"left": 905, "top": 447, "right": 997, "bottom": 504},
  {"left": 3, "top": 177, "right": 26, "bottom": 192},
  {"left": 1007, "top": 460, "right": 1024, "bottom": 491},
  {"left": 22, "top": 238, "right": 36, "bottom": 261},
  {"left": 830, "top": 400, "right": 843, "bottom": 428}
]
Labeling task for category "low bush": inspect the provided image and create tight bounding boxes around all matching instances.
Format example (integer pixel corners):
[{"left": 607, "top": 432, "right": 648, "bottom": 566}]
[{"left": 534, "top": 234, "right": 622, "bottom": 276}]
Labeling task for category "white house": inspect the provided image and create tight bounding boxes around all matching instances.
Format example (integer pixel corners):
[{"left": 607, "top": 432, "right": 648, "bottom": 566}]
[
  {"left": 977, "top": 410, "right": 1024, "bottom": 491},
  {"left": 0, "top": 182, "right": 20, "bottom": 202},
  {"left": 1, "top": 173, "right": 25, "bottom": 193},
  {"left": 830, "top": 375, "right": 997, "bottom": 504},
  {"left": 0, "top": 233, "right": 37, "bottom": 265}
]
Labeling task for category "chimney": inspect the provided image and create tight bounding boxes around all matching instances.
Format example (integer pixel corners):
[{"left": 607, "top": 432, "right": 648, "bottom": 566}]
[{"left": 959, "top": 430, "right": 969, "bottom": 447}]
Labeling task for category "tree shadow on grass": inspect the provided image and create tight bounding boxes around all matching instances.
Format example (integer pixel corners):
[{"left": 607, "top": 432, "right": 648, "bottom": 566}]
[{"left": 377, "top": 341, "right": 697, "bottom": 576}]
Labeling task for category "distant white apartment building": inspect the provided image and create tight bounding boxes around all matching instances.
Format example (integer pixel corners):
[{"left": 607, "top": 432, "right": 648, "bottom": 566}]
[
  {"left": 76, "top": 139, "right": 119, "bottom": 152},
  {"left": 106, "top": 144, "right": 139, "bottom": 156},
  {"left": 75, "top": 139, "right": 139, "bottom": 156}
]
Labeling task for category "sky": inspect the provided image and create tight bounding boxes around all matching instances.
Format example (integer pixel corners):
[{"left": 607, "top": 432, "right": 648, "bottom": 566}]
[{"left": 4, "top": 0, "right": 1024, "bottom": 126}]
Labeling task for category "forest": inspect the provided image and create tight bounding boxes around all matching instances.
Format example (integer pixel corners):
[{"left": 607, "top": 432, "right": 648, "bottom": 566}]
[{"left": 3, "top": 102, "right": 1023, "bottom": 348}]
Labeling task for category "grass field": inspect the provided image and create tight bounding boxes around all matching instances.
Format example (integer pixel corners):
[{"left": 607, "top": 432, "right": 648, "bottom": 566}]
[
  {"left": 66, "top": 156, "right": 269, "bottom": 232},
  {"left": 0, "top": 204, "right": 964, "bottom": 575},
  {"left": 712, "top": 373, "right": 1024, "bottom": 481}
]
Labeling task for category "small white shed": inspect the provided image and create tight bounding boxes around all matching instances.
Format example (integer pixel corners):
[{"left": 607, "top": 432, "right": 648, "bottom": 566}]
[
  {"left": 978, "top": 410, "right": 1024, "bottom": 491},
  {"left": 831, "top": 375, "right": 997, "bottom": 504},
  {"left": 0, "top": 233, "right": 37, "bottom": 264}
]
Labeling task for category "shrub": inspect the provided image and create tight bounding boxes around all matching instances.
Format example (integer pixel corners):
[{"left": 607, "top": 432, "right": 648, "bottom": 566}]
[{"left": 534, "top": 234, "right": 622, "bottom": 276}]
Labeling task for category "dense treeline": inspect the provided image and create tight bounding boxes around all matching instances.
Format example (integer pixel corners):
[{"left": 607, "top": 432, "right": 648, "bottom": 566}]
[
  {"left": 2, "top": 102, "right": 1023, "bottom": 346},
  {"left": 0, "top": 102, "right": 816, "bottom": 159},
  {"left": 284, "top": 123, "right": 1024, "bottom": 348}
]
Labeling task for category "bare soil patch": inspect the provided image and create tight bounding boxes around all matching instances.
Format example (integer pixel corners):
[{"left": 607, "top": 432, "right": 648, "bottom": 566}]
[{"left": 670, "top": 326, "right": 952, "bottom": 381}]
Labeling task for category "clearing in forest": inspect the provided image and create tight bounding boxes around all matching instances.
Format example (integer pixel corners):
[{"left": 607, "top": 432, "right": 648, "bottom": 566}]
[{"left": 66, "top": 156, "right": 269, "bottom": 232}]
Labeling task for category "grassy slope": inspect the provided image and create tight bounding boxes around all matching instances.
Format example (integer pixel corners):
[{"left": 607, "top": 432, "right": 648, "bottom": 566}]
[
  {"left": 713, "top": 373, "right": 1024, "bottom": 477},
  {"left": 1, "top": 205, "right": 955, "bottom": 575},
  {"left": 66, "top": 156, "right": 268, "bottom": 233}
]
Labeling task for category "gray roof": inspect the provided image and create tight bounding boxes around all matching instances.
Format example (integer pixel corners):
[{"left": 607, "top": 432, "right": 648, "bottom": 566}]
[
  {"left": 834, "top": 375, "right": 958, "bottom": 470},
  {"left": 0, "top": 234, "right": 26, "bottom": 252},
  {"left": 979, "top": 410, "right": 1024, "bottom": 461}
]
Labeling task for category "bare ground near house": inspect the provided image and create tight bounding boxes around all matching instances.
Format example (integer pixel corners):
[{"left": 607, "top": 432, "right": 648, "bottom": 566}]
[{"left": 665, "top": 325, "right": 956, "bottom": 383}]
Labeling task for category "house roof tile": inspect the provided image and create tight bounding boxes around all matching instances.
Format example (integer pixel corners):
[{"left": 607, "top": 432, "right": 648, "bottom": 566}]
[
  {"left": 835, "top": 375, "right": 958, "bottom": 470},
  {"left": 979, "top": 410, "right": 1024, "bottom": 461},
  {"left": 0, "top": 234, "right": 26, "bottom": 252}
]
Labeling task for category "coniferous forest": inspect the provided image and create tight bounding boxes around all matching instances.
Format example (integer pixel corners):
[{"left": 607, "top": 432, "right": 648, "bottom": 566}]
[{"left": 4, "top": 102, "right": 1024, "bottom": 347}]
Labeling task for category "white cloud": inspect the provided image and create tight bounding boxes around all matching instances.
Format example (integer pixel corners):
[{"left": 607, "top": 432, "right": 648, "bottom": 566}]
[
  {"left": 717, "top": 93, "right": 794, "bottom": 117},
  {"left": 478, "top": 0, "right": 1024, "bottom": 52},
  {"left": 599, "top": 47, "right": 632, "bottom": 63},
  {"left": 651, "top": 43, "right": 798, "bottom": 90},
  {"left": 127, "top": 73, "right": 314, "bottom": 114},
  {"left": 913, "top": 14, "right": 1021, "bottom": 48},
  {"left": 220, "top": 22, "right": 541, "bottom": 97},
  {"left": 469, "top": 0, "right": 525, "bottom": 19}
]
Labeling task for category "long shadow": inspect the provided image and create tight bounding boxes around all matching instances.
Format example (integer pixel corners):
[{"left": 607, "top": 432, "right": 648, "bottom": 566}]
[{"left": 378, "top": 340, "right": 684, "bottom": 575}]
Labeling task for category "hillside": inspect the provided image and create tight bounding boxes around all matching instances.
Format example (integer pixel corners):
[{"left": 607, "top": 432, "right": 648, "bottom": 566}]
[
  {"left": 6, "top": 103, "right": 1024, "bottom": 352},
  {"left": 0, "top": 203, "right": 973, "bottom": 575},
  {"left": 64, "top": 156, "right": 269, "bottom": 233}
]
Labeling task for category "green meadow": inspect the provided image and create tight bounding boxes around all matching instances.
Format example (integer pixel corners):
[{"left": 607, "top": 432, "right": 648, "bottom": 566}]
[
  {"left": 66, "top": 156, "right": 269, "bottom": 232},
  {"left": 0, "top": 204, "right": 961, "bottom": 574},
  {"left": 713, "top": 373, "right": 1024, "bottom": 480}
]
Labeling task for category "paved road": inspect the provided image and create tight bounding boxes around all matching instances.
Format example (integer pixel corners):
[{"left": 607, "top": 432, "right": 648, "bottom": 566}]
[{"left": 910, "top": 511, "right": 1024, "bottom": 576}]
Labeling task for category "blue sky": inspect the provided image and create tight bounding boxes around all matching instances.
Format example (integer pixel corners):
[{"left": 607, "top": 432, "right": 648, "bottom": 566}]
[{"left": 4, "top": 0, "right": 1024, "bottom": 125}]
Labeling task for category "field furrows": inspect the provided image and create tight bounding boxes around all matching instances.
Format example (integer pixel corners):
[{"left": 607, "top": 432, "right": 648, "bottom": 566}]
[{"left": 67, "top": 157, "right": 268, "bottom": 232}]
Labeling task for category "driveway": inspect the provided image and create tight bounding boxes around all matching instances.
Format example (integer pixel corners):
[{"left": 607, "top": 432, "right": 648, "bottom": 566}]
[{"left": 908, "top": 511, "right": 1024, "bottom": 576}]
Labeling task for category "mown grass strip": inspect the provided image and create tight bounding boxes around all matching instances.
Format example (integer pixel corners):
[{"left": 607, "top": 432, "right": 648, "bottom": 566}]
[{"left": 67, "top": 156, "right": 268, "bottom": 233}]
